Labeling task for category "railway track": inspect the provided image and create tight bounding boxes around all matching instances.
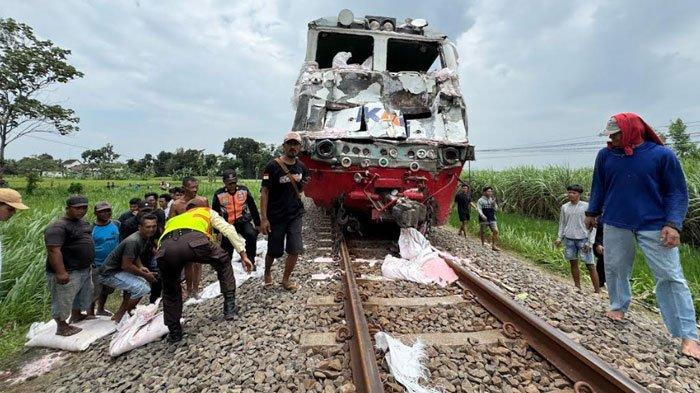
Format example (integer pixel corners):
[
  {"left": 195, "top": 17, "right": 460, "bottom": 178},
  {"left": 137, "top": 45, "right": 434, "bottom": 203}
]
[{"left": 303, "top": 217, "right": 648, "bottom": 393}]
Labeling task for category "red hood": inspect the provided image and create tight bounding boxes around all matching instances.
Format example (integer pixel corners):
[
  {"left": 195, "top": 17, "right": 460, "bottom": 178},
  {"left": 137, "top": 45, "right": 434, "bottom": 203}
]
[{"left": 608, "top": 112, "right": 664, "bottom": 156}]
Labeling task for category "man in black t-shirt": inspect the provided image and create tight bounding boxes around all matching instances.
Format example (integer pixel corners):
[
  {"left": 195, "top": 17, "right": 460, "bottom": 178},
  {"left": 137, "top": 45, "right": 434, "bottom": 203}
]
[
  {"left": 118, "top": 197, "right": 141, "bottom": 223},
  {"left": 44, "top": 195, "right": 95, "bottom": 336},
  {"left": 260, "top": 132, "right": 308, "bottom": 291}
]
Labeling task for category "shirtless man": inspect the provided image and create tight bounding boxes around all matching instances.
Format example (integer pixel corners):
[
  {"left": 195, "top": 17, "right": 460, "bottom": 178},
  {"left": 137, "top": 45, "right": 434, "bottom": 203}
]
[{"left": 168, "top": 176, "right": 208, "bottom": 299}]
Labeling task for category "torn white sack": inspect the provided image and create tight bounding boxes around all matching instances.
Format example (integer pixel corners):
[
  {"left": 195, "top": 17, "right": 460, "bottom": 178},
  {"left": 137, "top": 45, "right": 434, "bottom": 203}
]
[
  {"left": 381, "top": 228, "right": 457, "bottom": 287},
  {"left": 381, "top": 254, "right": 433, "bottom": 285},
  {"left": 25, "top": 316, "right": 117, "bottom": 352},
  {"left": 374, "top": 332, "right": 439, "bottom": 393},
  {"left": 109, "top": 300, "right": 171, "bottom": 357}
]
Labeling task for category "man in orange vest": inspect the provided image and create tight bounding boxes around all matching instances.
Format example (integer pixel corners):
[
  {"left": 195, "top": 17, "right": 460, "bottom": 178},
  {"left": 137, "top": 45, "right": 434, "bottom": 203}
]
[
  {"left": 156, "top": 198, "right": 252, "bottom": 342},
  {"left": 212, "top": 169, "right": 260, "bottom": 270}
]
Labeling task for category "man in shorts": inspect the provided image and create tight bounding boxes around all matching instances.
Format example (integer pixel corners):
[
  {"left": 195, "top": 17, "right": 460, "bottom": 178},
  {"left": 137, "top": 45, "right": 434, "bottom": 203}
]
[
  {"left": 555, "top": 184, "right": 600, "bottom": 293},
  {"left": 476, "top": 186, "right": 500, "bottom": 251},
  {"left": 88, "top": 202, "right": 119, "bottom": 316},
  {"left": 99, "top": 214, "right": 158, "bottom": 322},
  {"left": 44, "top": 195, "right": 95, "bottom": 336},
  {"left": 168, "top": 177, "right": 208, "bottom": 299},
  {"left": 260, "top": 131, "right": 308, "bottom": 291}
]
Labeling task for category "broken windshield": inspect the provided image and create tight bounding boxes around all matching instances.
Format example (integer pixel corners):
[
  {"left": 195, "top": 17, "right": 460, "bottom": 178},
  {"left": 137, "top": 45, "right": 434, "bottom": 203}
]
[
  {"left": 386, "top": 38, "right": 442, "bottom": 72},
  {"left": 316, "top": 32, "right": 373, "bottom": 68}
]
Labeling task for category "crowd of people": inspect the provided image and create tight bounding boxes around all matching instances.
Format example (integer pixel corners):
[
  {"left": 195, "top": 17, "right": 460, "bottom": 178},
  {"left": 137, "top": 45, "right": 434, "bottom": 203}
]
[
  {"left": 1, "top": 113, "right": 698, "bottom": 359},
  {"left": 35, "top": 131, "right": 308, "bottom": 342},
  {"left": 453, "top": 112, "right": 699, "bottom": 360}
]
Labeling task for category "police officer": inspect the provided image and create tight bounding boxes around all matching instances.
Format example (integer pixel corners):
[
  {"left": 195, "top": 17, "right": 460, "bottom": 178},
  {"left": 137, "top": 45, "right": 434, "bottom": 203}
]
[
  {"left": 156, "top": 198, "right": 253, "bottom": 342},
  {"left": 212, "top": 169, "right": 260, "bottom": 270}
]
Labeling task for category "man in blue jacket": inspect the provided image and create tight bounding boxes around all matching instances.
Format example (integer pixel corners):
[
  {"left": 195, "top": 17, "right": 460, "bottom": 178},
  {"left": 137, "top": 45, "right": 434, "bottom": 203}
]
[{"left": 585, "top": 112, "right": 699, "bottom": 360}]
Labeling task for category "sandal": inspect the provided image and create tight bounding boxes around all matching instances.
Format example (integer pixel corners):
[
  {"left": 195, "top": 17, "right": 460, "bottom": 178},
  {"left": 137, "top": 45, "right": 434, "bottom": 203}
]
[{"left": 263, "top": 281, "right": 275, "bottom": 289}]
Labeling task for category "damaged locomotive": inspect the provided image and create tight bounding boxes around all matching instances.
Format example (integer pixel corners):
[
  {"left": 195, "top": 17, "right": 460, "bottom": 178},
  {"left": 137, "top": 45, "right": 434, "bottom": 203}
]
[{"left": 293, "top": 10, "right": 474, "bottom": 233}]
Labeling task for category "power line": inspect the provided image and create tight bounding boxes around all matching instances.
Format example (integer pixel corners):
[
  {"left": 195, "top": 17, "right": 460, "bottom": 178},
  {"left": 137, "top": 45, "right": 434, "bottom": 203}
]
[
  {"left": 478, "top": 139, "right": 700, "bottom": 158},
  {"left": 476, "top": 128, "right": 700, "bottom": 154},
  {"left": 26, "top": 135, "right": 92, "bottom": 150}
]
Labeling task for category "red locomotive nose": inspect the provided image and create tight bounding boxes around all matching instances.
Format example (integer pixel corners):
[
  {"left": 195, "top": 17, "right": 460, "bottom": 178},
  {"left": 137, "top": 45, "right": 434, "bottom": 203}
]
[{"left": 299, "top": 157, "right": 462, "bottom": 227}]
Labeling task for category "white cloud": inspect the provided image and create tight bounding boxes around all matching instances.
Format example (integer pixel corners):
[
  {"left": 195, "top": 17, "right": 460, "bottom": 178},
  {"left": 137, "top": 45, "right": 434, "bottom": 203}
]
[{"left": 4, "top": 0, "right": 700, "bottom": 170}]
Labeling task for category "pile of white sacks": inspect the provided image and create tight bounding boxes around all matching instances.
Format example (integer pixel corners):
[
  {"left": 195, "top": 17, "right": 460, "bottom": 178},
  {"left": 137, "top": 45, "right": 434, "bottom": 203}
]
[{"left": 25, "top": 241, "right": 267, "bottom": 356}]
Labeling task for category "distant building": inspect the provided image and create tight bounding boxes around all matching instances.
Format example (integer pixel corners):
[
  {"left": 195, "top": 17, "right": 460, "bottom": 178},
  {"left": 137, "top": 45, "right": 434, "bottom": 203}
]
[{"left": 62, "top": 159, "right": 83, "bottom": 172}]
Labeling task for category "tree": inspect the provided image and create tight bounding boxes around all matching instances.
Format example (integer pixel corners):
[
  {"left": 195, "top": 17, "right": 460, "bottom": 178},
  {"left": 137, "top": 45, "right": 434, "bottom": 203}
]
[
  {"left": 222, "top": 137, "right": 273, "bottom": 178},
  {"left": 12, "top": 153, "right": 61, "bottom": 174},
  {"left": 668, "top": 118, "right": 697, "bottom": 159},
  {"left": 81, "top": 143, "right": 120, "bottom": 166},
  {"left": 0, "top": 18, "right": 84, "bottom": 170}
]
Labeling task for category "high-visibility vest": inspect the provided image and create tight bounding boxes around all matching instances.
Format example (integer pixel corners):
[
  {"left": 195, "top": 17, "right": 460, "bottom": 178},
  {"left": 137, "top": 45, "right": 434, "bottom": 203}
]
[
  {"left": 159, "top": 207, "right": 212, "bottom": 244},
  {"left": 216, "top": 188, "right": 249, "bottom": 224}
]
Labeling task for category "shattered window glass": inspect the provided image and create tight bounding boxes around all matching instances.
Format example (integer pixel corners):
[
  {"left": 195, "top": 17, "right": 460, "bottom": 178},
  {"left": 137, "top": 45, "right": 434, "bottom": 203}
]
[
  {"left": 386, "top": 39, "right": 442, "bottom": 72},
  {"left": 316, "top": 32, "right": 373, "bottom": 69}
]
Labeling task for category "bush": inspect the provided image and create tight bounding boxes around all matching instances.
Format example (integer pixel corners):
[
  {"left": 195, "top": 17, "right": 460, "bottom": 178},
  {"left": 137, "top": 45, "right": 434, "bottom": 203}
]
[
  {"left": 67, "top": 182, "right": 84, "bottom": 194},
  {"left": 25, "top": 173, "right": 40, "bottom": 195}
]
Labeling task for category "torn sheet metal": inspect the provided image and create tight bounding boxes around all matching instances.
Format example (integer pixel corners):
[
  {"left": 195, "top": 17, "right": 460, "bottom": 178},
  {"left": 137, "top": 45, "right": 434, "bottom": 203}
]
[
  {"left": 364, "top": 102, "right": 407, "bottom": 138},
  {"left": 325, "top": 106, "right": 362, "bottom": 132},
  {"left": 292, "top": 64, "right": 466, "bottom": 144}
]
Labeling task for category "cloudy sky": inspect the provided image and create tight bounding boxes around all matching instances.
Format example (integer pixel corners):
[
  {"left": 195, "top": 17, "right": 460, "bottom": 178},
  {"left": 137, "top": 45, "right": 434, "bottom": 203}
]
[{"left": 4, "top": 0, "right": 700, "bottom": 169}]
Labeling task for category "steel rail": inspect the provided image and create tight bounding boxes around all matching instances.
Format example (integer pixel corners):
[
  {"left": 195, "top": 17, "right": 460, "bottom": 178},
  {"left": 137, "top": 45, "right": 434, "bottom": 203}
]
[
  {"left": 444, "top": 259, "right": 647, "bottom": 393},
  {"left": 338, "top": 239, "right": 385, "bottom": 393}
]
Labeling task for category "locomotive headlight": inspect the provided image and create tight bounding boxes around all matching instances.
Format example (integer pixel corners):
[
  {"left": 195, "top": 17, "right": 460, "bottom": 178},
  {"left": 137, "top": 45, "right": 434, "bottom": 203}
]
[
  {"left": 378, "top": 157, "right": 389, "bottom": 167},
  {"left": 442, "top": 147, "right": 459, "bottom": 164},
  {"left": 315, "top": 139, "right": 335, "bottom": 159},
  {"left": 416, "top": 149, "right": 427, "bottom": 159},
  {"left": 341, "top": 157, "right": 352, "bottom": 167},
  {"left": 382, "top": 21, "right": 395, "bottom": 31},
  {"left": 389, "top": 148, "right": 398, "bottom": 158},
  {"left": 338, "top": 9, "right": 354, "bottom": 27},
  {"left": 369, "top": 20, "right": 380, "bottom": 30}
]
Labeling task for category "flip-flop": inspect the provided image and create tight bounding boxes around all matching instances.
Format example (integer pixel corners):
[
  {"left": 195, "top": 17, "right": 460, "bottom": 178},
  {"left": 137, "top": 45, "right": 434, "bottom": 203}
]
[{"left": 263, "top": 282, "right": 275, "bottom": 289}]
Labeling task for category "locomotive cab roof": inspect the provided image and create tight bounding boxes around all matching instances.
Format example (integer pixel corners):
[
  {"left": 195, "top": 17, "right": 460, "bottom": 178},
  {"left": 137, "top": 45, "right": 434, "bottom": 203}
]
[{"left": 305, "top": 10, "right": 458, "bottom": 73}]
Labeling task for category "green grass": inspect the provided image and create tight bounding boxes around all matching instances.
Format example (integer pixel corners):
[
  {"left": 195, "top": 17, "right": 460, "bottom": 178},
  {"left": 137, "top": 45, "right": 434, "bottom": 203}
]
[
  {"left": 448, "top": 208, "right": 700, "bottom": 316},
  {"left": 0, "top": 177, "right": 261, "bottom": 366}
]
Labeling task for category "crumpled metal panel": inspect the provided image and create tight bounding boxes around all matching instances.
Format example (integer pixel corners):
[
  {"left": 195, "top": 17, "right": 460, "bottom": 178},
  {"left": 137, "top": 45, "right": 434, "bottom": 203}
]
[
  {"left": 363, "top": 102, "right": 406, "bottom": 138},
  {"left": 292, "top": 60, "right": 467, "bottom": 144}
]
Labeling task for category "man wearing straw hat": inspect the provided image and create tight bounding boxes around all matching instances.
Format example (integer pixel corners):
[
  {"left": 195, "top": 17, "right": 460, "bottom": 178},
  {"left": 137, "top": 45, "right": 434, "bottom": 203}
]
[
  {"left": 0, "top": 188, "right": 29, "bottom": 286},
  {"left": 0, "top": 188, "right": 28, "bottom": 221}
]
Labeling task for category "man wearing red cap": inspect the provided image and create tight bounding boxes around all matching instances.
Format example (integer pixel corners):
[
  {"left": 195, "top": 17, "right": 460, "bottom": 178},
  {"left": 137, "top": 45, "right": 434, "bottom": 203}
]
[{"left": 585, "top": 113, "right": 699, "bottom": 360}]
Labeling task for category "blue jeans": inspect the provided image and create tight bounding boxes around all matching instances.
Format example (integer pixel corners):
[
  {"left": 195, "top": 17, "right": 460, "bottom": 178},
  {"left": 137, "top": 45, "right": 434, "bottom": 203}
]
[
  {"left": 604, "top": 224, "right": 698, "bottom": 340},
  {"left": 100, "top": 271, "right": 150, "bottom": 300}
]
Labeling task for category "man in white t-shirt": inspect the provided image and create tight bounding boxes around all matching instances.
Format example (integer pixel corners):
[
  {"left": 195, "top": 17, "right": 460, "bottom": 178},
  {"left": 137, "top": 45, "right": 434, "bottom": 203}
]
[{"left": 555, "top": 184, "right": 600, "bottom": 293}]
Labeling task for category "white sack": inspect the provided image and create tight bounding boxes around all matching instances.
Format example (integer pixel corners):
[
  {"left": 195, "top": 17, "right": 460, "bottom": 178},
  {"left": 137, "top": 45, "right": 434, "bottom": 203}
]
[
  {"left": 25, "top": 317, "right": 116, "bottom": 351},
  {"left": 375, "top": 332, "right": 439, "bottom": 393},
  {"left": 381, "top": 254, "right": 432, "bottom": 285},
  {"left": 109, "top": 301, "right": 170, "bottom": 357}
]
